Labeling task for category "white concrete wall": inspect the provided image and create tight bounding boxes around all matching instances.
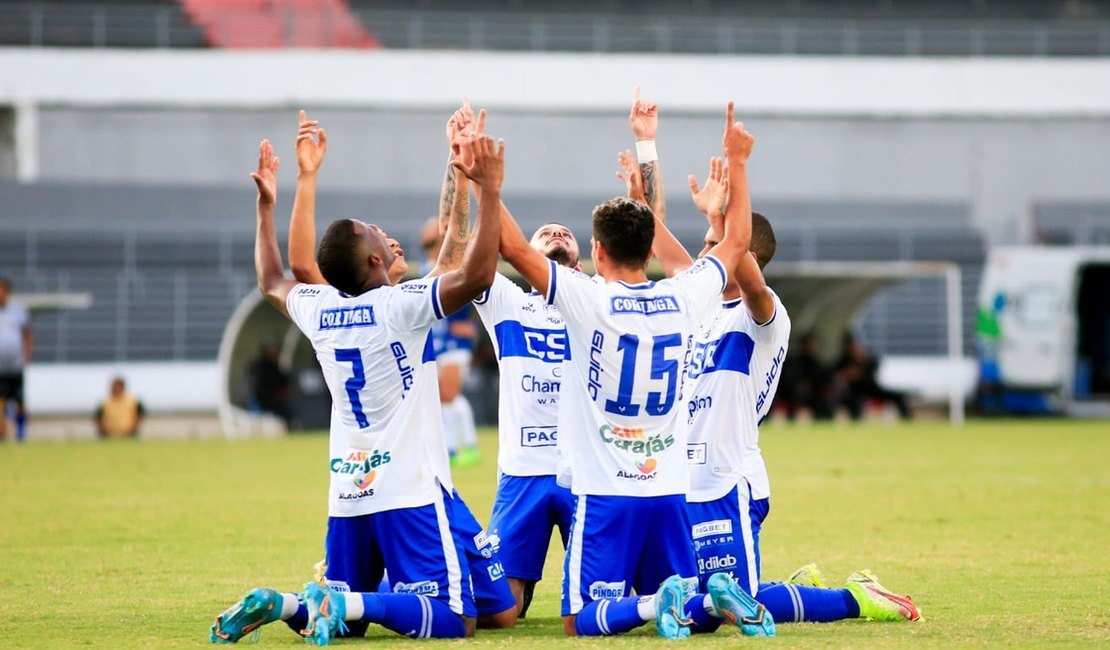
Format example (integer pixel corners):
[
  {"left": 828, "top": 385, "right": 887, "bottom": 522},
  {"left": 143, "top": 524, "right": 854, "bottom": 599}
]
[{"left": 4, "top": 48, "right": 1110, "bottom": 245}]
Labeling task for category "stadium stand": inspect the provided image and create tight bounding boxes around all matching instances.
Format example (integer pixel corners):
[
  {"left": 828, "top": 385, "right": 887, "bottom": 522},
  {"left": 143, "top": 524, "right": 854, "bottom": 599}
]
[
  {"left": 0, "top": 1, "right": 206, "bottom": 48},
  {"left": 1033, "top": 202, "right": 1110, "bottom": 244},
  {"left": 0, "top": 180, "right": 984, "bottom": 363},
  {"left": 178, "top": 0, "right": 377, "bottom": 48},
  {"left": 0, "top": 0, "right": 1108, "bottom": 53}
]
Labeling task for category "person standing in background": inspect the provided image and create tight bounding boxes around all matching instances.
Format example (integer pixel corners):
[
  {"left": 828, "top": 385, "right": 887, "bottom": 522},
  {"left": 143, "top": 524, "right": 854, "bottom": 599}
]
[{"left": 0, "top": 277, "right": 32, "bottom": 442}]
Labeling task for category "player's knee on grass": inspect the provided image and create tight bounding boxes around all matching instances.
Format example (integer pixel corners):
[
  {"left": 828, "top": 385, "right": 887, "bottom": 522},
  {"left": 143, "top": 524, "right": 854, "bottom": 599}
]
[
  {"left": 563, "top": 614, "right": 577, "bottom": 636},
  {"left": 478, "top": 606, "right": 518, "bottom": 629}
]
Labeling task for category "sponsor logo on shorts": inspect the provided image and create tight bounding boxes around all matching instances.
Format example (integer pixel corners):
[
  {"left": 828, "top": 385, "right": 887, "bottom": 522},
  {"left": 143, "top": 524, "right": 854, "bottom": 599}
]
[
  {"left": 521, "top": 426, "right": 557, "bottom": 448},
  {"left": 393, "top": 581, "right": 440, "bottom": 597},
  {"left": 589, "top": 581, "right": 626, "bottom": 600},
  {"left": 487, "top": 562, "right": 505, "bottom": 580},
  {"left": 698, "top": 554, "right": 738, "bottom": 573},
  {"left": 325, "top": 580, "right": 350, "bottom": 592},
  {"left": 319, "top": 306, "right": 376, "bottom": 330},
  {"left": 692, "top": 519, "right": 733, "bottom": 539},
  {"left": 687, "top": 443, "right": 707, "bottom": 465}
]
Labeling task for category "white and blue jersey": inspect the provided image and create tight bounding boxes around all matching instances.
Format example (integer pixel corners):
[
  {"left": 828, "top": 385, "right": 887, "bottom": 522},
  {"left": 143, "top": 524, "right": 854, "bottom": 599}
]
[
  {"left": 684, "top": 289, "right": 790, "bottom": 594},
  {"left": 685, "top": 289, "right": 789, "bottom": 504},
  {"left": 548, "top": 257, "right": 725, "bottom": 615},
  {"left": 548, "top": 256, "right": 726, "bottom": 497},
  {"left": 474, "top": 272, "right": 576, "bottom": 583},
  {"left": 286, "top": 280, "right": 454, "bottom": 517},
  {"left": 286, "top": 280, "right": 474, "bottom": 619}
]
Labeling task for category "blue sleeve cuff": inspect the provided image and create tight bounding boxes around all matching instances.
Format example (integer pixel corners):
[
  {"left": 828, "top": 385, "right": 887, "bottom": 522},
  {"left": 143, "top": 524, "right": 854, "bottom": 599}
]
[
  {"left": 546, "top": 259, "right": 558, "bottom": 306},
  {"left": 431, "top": 276, "right": 445, "bottom": 319}
]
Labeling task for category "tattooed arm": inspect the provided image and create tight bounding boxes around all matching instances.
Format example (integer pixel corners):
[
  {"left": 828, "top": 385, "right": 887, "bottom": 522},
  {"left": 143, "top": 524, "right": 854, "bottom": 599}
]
[
  {"left": 428, "top": 100, "right": 483, "bottom": 278},
  {"left": 629, "top": 86, "right": 666, "bottom": 222}
]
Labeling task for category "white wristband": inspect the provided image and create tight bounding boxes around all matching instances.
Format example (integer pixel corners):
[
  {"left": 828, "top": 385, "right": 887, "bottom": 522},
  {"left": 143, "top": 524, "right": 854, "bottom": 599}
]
[{"left": 635, "top": 140, "right": 658, "bottom": 164}]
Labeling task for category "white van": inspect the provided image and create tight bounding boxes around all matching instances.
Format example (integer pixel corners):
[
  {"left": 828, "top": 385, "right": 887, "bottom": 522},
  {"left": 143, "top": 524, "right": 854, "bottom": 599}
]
[{"left": 977, "top": 246, "right": 1110, "bottom": 416}]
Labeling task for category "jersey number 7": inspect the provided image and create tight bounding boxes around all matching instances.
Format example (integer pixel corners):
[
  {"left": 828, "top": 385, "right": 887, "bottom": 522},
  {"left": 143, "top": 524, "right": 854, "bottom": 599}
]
[{"left": 335, "top": 348, "right": 370, "bottom": 429}]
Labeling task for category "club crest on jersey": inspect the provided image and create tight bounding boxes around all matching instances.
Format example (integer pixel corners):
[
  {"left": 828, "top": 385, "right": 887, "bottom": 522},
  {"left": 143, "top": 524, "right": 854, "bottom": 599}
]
[
  {"left": 319, "top": 306, "right": 377, "bottom": 330},
  {"left": 609, "top": 295, "right": 680, "bottom": 316}
]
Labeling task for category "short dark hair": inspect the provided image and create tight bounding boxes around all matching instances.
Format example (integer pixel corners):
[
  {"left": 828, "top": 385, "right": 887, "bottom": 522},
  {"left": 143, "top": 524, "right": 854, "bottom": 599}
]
[
  {"left": 317, "top": 219, "right": 368, "bottom": 296},
  {"left": 751, "top": 212, "right": 777, "bottom": 270},
  {"left": 592, "top": 197, "right": 654, "bottom": 269}
]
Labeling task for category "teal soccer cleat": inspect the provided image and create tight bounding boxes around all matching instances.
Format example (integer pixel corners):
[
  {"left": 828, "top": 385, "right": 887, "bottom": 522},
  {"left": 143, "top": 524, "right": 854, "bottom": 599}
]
[
  {"left": 301, "top": 581, "right": 348, "bottom": 646},
  {"left": 707, "top": 572, "right": 775, "bottom": 637},
  {"left": 653, "top": 575, "right": 693, "bottom": 640},
  {"left": 210, "top": 588, "right": 284, "bottom": 644}
]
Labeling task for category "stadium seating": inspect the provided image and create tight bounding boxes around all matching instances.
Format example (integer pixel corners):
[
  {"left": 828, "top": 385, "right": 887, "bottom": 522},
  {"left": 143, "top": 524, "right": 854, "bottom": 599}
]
[
  {"left": 178, "top": 0, "right": 377, "bottom": 48},
  {"left": 0, "top": 1, "right": 206, "bottom": 48},
  {"left": 0, "top": 179, "right": 988, "bottom": 363}
]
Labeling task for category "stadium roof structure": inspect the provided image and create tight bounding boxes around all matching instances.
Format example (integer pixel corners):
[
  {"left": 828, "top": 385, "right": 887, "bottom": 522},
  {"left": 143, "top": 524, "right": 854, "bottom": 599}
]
[
  {"left": 217, "top": 260, "right": 965, "bottom": 434},
  {"left": 11, "top": 292, "right": 92, "bottom": 311}
]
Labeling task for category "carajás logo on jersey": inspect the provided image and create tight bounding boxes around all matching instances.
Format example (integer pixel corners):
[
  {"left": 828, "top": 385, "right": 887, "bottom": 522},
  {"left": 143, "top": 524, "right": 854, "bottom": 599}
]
[
  {"left": 331, "top": 449, "right": 392, "bottom": 497},
  {"left": 600, "top": 424, "right": 675, "bottom": 479}
]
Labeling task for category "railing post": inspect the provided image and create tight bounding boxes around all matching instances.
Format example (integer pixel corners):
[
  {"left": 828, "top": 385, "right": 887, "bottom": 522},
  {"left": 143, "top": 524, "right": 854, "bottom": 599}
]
[{"left": 30, "top": 7, "right": 43, "bottom": 47}]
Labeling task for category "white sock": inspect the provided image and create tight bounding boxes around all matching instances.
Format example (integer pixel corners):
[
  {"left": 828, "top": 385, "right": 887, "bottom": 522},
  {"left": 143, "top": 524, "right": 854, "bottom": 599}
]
[
  {"left": 441, "top": 399, "right": 459, "bottom": 453},
  {"left": 343, "top": 593, "right": 364, "bottom": 621},
  {"left": 703, "top": 594, "right": 721, "bottom": 617},
  {"left": 455, "top": 395, "right": 477, "bottom": 448},
  {"left": 280, "top": 593, "right": 300, "bottom": 619},
  {"left": 636, "top": 594, "right": 656, "bottom": 621}
]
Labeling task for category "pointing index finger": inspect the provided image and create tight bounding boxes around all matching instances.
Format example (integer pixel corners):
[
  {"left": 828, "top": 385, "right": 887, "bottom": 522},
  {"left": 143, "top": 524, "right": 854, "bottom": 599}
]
[{"left": 726, "top": 101, "right": 734, "bottom": 129}]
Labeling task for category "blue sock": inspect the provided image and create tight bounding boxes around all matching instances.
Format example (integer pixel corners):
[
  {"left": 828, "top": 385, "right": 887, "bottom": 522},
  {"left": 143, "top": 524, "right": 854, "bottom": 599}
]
[
  {"left": 359, "top": 593, "right": 466, "bottom": 639},
  {"left": 756, "top": 583, "right": 860, "bottom": 623},
  {"left": 683, "top": 595, "right": 723, "bottom": 634},
  {"left": 15, "top": 412, "right": 26, "bottom": 441},
  {"left": 574, "top": 598, "right": 649, "bottom": 636}
]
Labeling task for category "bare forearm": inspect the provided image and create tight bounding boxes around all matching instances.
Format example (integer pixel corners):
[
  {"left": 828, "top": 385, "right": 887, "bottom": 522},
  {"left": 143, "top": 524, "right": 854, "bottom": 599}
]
[
  {"left": 653, "top": 215, "right": 693, "bottom": 278},
  {"left": 255, "top": 203, "right": 288, "bottom": 311},
  {"left": 22, "top": 329, "right": 32, "bottom": 364},
  {"left": 438, "top": 154, "right": 457, "bottom": 235},
  {"left": 721, "top": 160, "right": 752, "bottom": 256},
  {"left": 433, "top": 169, "right": 471, "bottom": 275},
  {"left": 289, "top": 172, "right": 325, "bottom": 284}
]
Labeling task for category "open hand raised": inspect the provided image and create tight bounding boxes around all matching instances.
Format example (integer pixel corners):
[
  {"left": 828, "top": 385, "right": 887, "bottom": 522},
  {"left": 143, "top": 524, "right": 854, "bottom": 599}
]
[{"left": 249, "top": 139, "right": 279, "bottom": 205}]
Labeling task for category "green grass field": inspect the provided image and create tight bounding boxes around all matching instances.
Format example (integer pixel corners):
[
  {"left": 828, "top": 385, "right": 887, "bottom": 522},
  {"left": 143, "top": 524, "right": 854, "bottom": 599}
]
[{"left": 2, "top": 419, "right": 1109, "bottom": 648}]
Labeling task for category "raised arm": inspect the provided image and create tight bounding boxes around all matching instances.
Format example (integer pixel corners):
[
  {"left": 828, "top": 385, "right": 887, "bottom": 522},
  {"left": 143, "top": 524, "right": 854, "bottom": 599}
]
[
  {"left": 251, "top": 139, "right": 298, "bottom": 318},
  {"left": 689, "top": 156, "right": 728, "bottom": 239},
  {"left": 435, "top": 133, "right": 504, "bottom": 316},
  {"left": 630, "top": 86, "right": 666, "bottom": 222},
  {"left": 617, "top": 149, "right": 692, "bottom": 277},
  {"left": 428, "top": 102, "right": 482, "bottom": 277},
  {"left": 288, "top": 110, "right": 328, "bottom": 285},
  {"left": 705, "top": 102, "right": 754, "bottom": 280}
]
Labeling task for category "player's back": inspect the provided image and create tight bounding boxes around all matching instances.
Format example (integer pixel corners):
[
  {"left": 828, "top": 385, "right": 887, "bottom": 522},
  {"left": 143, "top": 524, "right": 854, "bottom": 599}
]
[
  {"left": 547, "top": 256, "right": 726, "bottom": 497},
  {"left": 285, "top": 280, "right": 451, "bottom": 517}
]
